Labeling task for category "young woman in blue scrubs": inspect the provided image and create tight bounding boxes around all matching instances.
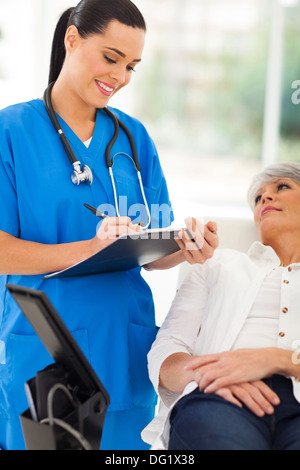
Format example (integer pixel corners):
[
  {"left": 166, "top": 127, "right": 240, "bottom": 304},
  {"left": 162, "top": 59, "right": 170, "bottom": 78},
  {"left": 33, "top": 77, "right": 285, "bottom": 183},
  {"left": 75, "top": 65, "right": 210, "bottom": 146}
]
[{"left": 0, "top": 0, "right": 218, "bottom": 450}]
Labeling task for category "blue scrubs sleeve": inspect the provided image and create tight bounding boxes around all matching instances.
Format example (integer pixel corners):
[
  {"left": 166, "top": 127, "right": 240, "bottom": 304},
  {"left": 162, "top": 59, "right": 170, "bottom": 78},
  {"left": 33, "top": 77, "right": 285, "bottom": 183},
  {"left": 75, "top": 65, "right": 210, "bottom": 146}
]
[{"left": 0, "top": 127, "right": 19, "bottom": 237}]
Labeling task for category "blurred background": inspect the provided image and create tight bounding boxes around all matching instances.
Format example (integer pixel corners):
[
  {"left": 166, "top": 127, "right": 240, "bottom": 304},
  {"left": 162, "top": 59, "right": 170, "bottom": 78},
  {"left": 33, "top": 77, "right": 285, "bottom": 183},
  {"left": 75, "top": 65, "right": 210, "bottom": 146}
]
[{"left": 0, "top": 0, "right": 299, "bottom": 323}]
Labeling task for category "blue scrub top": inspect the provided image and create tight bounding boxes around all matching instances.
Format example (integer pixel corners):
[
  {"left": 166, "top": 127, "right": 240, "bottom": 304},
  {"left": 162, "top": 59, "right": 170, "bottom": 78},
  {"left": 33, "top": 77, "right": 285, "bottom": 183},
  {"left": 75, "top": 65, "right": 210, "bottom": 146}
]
[{"left": 0, "top": 100, "right": 173, "bottom": 446}]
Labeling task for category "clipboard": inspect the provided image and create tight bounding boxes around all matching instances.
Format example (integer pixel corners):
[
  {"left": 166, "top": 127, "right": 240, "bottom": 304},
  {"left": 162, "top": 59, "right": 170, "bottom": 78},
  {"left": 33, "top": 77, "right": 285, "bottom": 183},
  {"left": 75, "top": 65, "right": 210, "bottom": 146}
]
[{"left": 44, "top": 228, "right": 181, "bottom": 279}]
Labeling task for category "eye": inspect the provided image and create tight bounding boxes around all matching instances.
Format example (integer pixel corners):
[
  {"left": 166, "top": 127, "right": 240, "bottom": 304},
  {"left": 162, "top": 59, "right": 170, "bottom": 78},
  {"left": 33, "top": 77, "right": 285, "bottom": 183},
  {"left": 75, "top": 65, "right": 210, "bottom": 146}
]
[
  {"left": 104, "top": 54, "right": 116, "bottom": 64},
  {"left": 277, "top": 183, "right": 290, "bottom": 191},
  {"left": 104, "top": 54, "right": 136, "bottom": 73},
  {"left": 254, "top": 194, "right": 262, "bottom": 205}
]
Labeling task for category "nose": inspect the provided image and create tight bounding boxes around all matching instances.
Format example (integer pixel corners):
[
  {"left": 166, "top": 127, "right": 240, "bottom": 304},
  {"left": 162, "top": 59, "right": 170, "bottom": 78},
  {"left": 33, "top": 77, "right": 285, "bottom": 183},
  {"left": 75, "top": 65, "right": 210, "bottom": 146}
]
[
  {"left": 109, "top": 65, "right": 127, "bottom": 87},
  {"left": 259, "top": 184, "right": 278, "bottom": 207},
  {"left": 261, "top": 190, "right": 274, "bottom": 204}
]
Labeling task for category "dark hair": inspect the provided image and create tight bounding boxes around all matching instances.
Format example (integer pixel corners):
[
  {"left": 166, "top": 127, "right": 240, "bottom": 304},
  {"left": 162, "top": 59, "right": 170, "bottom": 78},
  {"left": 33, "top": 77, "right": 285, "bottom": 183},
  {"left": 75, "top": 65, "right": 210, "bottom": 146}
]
[{"left": 48, "top": 0, "right": 146, "bottom": 84}]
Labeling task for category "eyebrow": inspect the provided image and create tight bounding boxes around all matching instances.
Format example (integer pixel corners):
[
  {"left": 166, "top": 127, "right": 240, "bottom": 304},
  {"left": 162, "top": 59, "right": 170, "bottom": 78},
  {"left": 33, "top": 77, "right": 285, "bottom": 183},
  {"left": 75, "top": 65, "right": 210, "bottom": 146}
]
[
  {"left": 105, "top": 47, "right": 142, "bottom": 62},
  {"left": 255, "top": 178, "right": 291, "bottom": 197}
]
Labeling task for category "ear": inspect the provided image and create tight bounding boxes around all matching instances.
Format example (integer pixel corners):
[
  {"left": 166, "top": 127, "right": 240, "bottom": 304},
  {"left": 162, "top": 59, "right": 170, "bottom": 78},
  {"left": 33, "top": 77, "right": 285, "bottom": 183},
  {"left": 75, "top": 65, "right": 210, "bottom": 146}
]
[{"left": 64, "top": 25, "right": 80, "bottom": 53}]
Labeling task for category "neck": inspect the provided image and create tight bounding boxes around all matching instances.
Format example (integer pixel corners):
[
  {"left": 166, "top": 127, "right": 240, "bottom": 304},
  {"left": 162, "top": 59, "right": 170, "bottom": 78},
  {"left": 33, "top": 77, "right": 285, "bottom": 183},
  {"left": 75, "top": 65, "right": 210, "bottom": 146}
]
[
  {"left": 265, "top": 232, "right": 300, "bottom": 266},
  {"left": 49, "top": 78, "right": 97, "bottom": 142},
  {"left": 278, "top": 253, "right": 300, "bottom": 267}
]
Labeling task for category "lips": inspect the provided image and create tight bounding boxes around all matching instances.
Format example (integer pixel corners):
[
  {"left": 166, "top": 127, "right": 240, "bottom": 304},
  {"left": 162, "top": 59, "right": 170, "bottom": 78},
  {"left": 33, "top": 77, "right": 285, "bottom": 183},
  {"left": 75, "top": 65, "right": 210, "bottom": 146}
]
[
  {"left": 95, "top": 80, "right": 116, "bottom": 96},
  {"left": 261, "top": 206, "right": 281, "bottom": 217}
]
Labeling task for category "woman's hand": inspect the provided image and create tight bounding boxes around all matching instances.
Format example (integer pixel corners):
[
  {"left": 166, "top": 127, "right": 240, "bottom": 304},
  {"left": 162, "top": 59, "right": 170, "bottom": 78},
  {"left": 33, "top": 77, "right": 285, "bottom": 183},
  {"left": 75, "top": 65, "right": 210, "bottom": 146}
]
[
  {"left": 214, "top": 380, "right": 280, "bottom": 417},
  {"left": 184, "top": 348, "right": 279, "bottom": 393},
  {"left": 141, "top": 217, "right": 219, "bottom": 271},
  {"left": 159, "top": 352, "right": 281, "bottom": 418},
  {"left": 90, "top": 216, "right": 142, "bottom": 254},
  {"left": 184, "top": 349, "right": 281, "bottom": 417},
  {"left": 176, "top": 217, "right": 219, "bottom": 265}
]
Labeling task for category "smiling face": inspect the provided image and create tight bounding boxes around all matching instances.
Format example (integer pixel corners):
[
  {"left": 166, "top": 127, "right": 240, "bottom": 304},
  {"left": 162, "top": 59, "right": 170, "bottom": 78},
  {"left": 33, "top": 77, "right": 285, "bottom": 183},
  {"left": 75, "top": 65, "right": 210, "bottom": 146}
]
[
  {"left": 62, "top": 20, "right": 145, "bottom": 111},
  {"left": 253, "top": 178, "right": 300, "bottom": 245}
]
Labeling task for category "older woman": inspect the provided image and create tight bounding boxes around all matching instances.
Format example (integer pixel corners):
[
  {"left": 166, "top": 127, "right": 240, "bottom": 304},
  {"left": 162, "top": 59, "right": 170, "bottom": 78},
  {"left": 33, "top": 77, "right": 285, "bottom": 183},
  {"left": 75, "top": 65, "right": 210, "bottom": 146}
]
[{"left": 143, "top": 162, "right": 300, "bottom": 450}]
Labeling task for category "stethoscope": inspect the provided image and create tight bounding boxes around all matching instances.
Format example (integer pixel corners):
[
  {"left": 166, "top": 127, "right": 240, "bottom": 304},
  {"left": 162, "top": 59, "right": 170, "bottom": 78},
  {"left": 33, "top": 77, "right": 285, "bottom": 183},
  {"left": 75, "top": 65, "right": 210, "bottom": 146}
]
[{"left": 43, "top": 82, "right": 151, "bottom": 228}]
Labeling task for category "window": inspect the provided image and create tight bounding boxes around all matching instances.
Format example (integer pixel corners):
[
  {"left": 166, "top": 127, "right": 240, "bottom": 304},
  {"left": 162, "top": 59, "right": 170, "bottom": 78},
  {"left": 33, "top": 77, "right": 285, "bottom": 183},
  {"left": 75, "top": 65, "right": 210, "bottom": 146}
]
[{"left": 1, "top": 0, "right": 299, "bottom": 323}]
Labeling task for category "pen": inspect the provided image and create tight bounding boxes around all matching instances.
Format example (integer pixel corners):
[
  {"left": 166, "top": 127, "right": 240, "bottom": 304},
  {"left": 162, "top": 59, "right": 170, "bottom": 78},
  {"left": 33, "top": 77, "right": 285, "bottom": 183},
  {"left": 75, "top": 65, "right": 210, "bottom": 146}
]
[
  {"left": 185, "top": 228, "right": 201, "bottom": 250},
  {"left": 84, "top": 203, "right": 144, "bottom": 227},
  {"left": 185, "top": 223, "right": 216, "bottom": 251},
  {"left": 84, "top": 203, "right": 108, "bottom": 219}
]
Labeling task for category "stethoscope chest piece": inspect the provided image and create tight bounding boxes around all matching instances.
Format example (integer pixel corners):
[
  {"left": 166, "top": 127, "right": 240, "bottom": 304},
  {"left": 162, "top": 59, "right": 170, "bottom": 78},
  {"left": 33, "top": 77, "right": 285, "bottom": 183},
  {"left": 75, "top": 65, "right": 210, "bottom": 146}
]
[{"left": 71, "top": 162, "right": 93, "bottom": 186}]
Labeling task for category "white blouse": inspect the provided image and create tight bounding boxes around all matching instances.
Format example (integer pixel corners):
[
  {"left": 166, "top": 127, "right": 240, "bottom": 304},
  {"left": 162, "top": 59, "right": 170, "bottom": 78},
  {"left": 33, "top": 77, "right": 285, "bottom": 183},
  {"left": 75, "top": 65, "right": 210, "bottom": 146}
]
[
  {"left": 231, "top": 267, "right": 283, "bottom": 350},
  {"left": 143, "top": 242, "right": 300, "bottom": 449}
]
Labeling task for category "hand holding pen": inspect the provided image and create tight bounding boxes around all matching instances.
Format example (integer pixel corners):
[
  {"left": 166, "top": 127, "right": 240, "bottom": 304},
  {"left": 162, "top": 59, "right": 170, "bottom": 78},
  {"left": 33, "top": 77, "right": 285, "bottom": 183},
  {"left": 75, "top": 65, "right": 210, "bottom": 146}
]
[
  {"left": 84, "top": 203, "right": 143, "bottom": 245},
  {"left": 84, "top": 203, "right": 144, "bottom": 226}
]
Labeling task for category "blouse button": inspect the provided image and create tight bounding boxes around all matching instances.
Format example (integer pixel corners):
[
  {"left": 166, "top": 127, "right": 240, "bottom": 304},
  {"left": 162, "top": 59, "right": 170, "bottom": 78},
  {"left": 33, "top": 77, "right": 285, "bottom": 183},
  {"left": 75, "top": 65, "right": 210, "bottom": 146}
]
[
  {"left": 279, "top": 331, "right": 285, "bottom": 337},
  {"left": 282, "top": 307, "right": 288, "bottom": 314},
  {"left": 283, "top": 280, "right": 290, "bottom": 284},
  {"left": 288, "top": 266, "right": 292, "bottom": 272}
]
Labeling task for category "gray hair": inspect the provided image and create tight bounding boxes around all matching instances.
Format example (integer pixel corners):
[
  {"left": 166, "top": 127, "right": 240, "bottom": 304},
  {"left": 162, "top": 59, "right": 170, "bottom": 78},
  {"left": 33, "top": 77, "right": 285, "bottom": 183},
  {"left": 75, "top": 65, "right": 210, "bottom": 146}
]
[{"left": 247, "top": 162, "right": 300, "bottom": 210}]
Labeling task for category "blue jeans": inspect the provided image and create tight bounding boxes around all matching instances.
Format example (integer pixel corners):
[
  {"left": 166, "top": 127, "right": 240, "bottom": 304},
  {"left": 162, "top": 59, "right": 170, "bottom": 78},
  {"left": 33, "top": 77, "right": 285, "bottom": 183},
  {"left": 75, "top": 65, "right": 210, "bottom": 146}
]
[{"left": 168, "top": 375, "right": 300, "bottom": 450}]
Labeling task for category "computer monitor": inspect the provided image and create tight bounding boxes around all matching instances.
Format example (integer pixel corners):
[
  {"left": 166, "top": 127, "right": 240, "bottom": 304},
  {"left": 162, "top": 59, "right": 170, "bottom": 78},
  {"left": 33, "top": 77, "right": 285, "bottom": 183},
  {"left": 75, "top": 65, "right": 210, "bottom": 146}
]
[{"left": 6, "top": 284, "right": 110, "bottom": 450}]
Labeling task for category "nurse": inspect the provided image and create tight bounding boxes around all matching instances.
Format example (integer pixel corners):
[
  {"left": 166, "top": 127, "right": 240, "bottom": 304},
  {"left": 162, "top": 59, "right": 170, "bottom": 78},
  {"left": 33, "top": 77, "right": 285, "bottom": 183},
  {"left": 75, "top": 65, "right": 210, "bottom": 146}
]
[{"left": 0, "top": 0, "right": 218, "bottom": 450}]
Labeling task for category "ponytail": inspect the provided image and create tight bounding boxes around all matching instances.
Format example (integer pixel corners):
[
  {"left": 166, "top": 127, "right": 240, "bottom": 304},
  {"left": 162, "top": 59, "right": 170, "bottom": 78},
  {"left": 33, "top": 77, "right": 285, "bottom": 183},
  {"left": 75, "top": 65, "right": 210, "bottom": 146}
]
[
  {"left": 48, "top": 8, "right": 74, "bottom": 84},
  {"left": 48, "top": 0, "right": 146, "bottom": 85}
]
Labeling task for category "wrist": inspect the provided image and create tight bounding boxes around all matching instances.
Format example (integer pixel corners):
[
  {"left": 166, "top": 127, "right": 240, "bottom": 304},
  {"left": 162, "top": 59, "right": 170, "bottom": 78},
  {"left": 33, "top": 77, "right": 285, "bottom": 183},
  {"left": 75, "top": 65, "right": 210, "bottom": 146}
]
[
  {"left": 273, "top": 348, "right": 300, "bottom": 379},
  {"left": 88, "top": 234, "right": 112, "bottom": 257}
]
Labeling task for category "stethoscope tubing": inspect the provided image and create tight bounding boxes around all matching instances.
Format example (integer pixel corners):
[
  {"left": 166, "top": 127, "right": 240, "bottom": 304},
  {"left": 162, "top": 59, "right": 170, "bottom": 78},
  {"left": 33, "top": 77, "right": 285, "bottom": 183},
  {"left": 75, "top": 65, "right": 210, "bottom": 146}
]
[
  {"left": 44, "top": 82, "right": 79, "bottom": 168},
  {"left": 43, "top": 82, "right": 151, "bottom": 228}
]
